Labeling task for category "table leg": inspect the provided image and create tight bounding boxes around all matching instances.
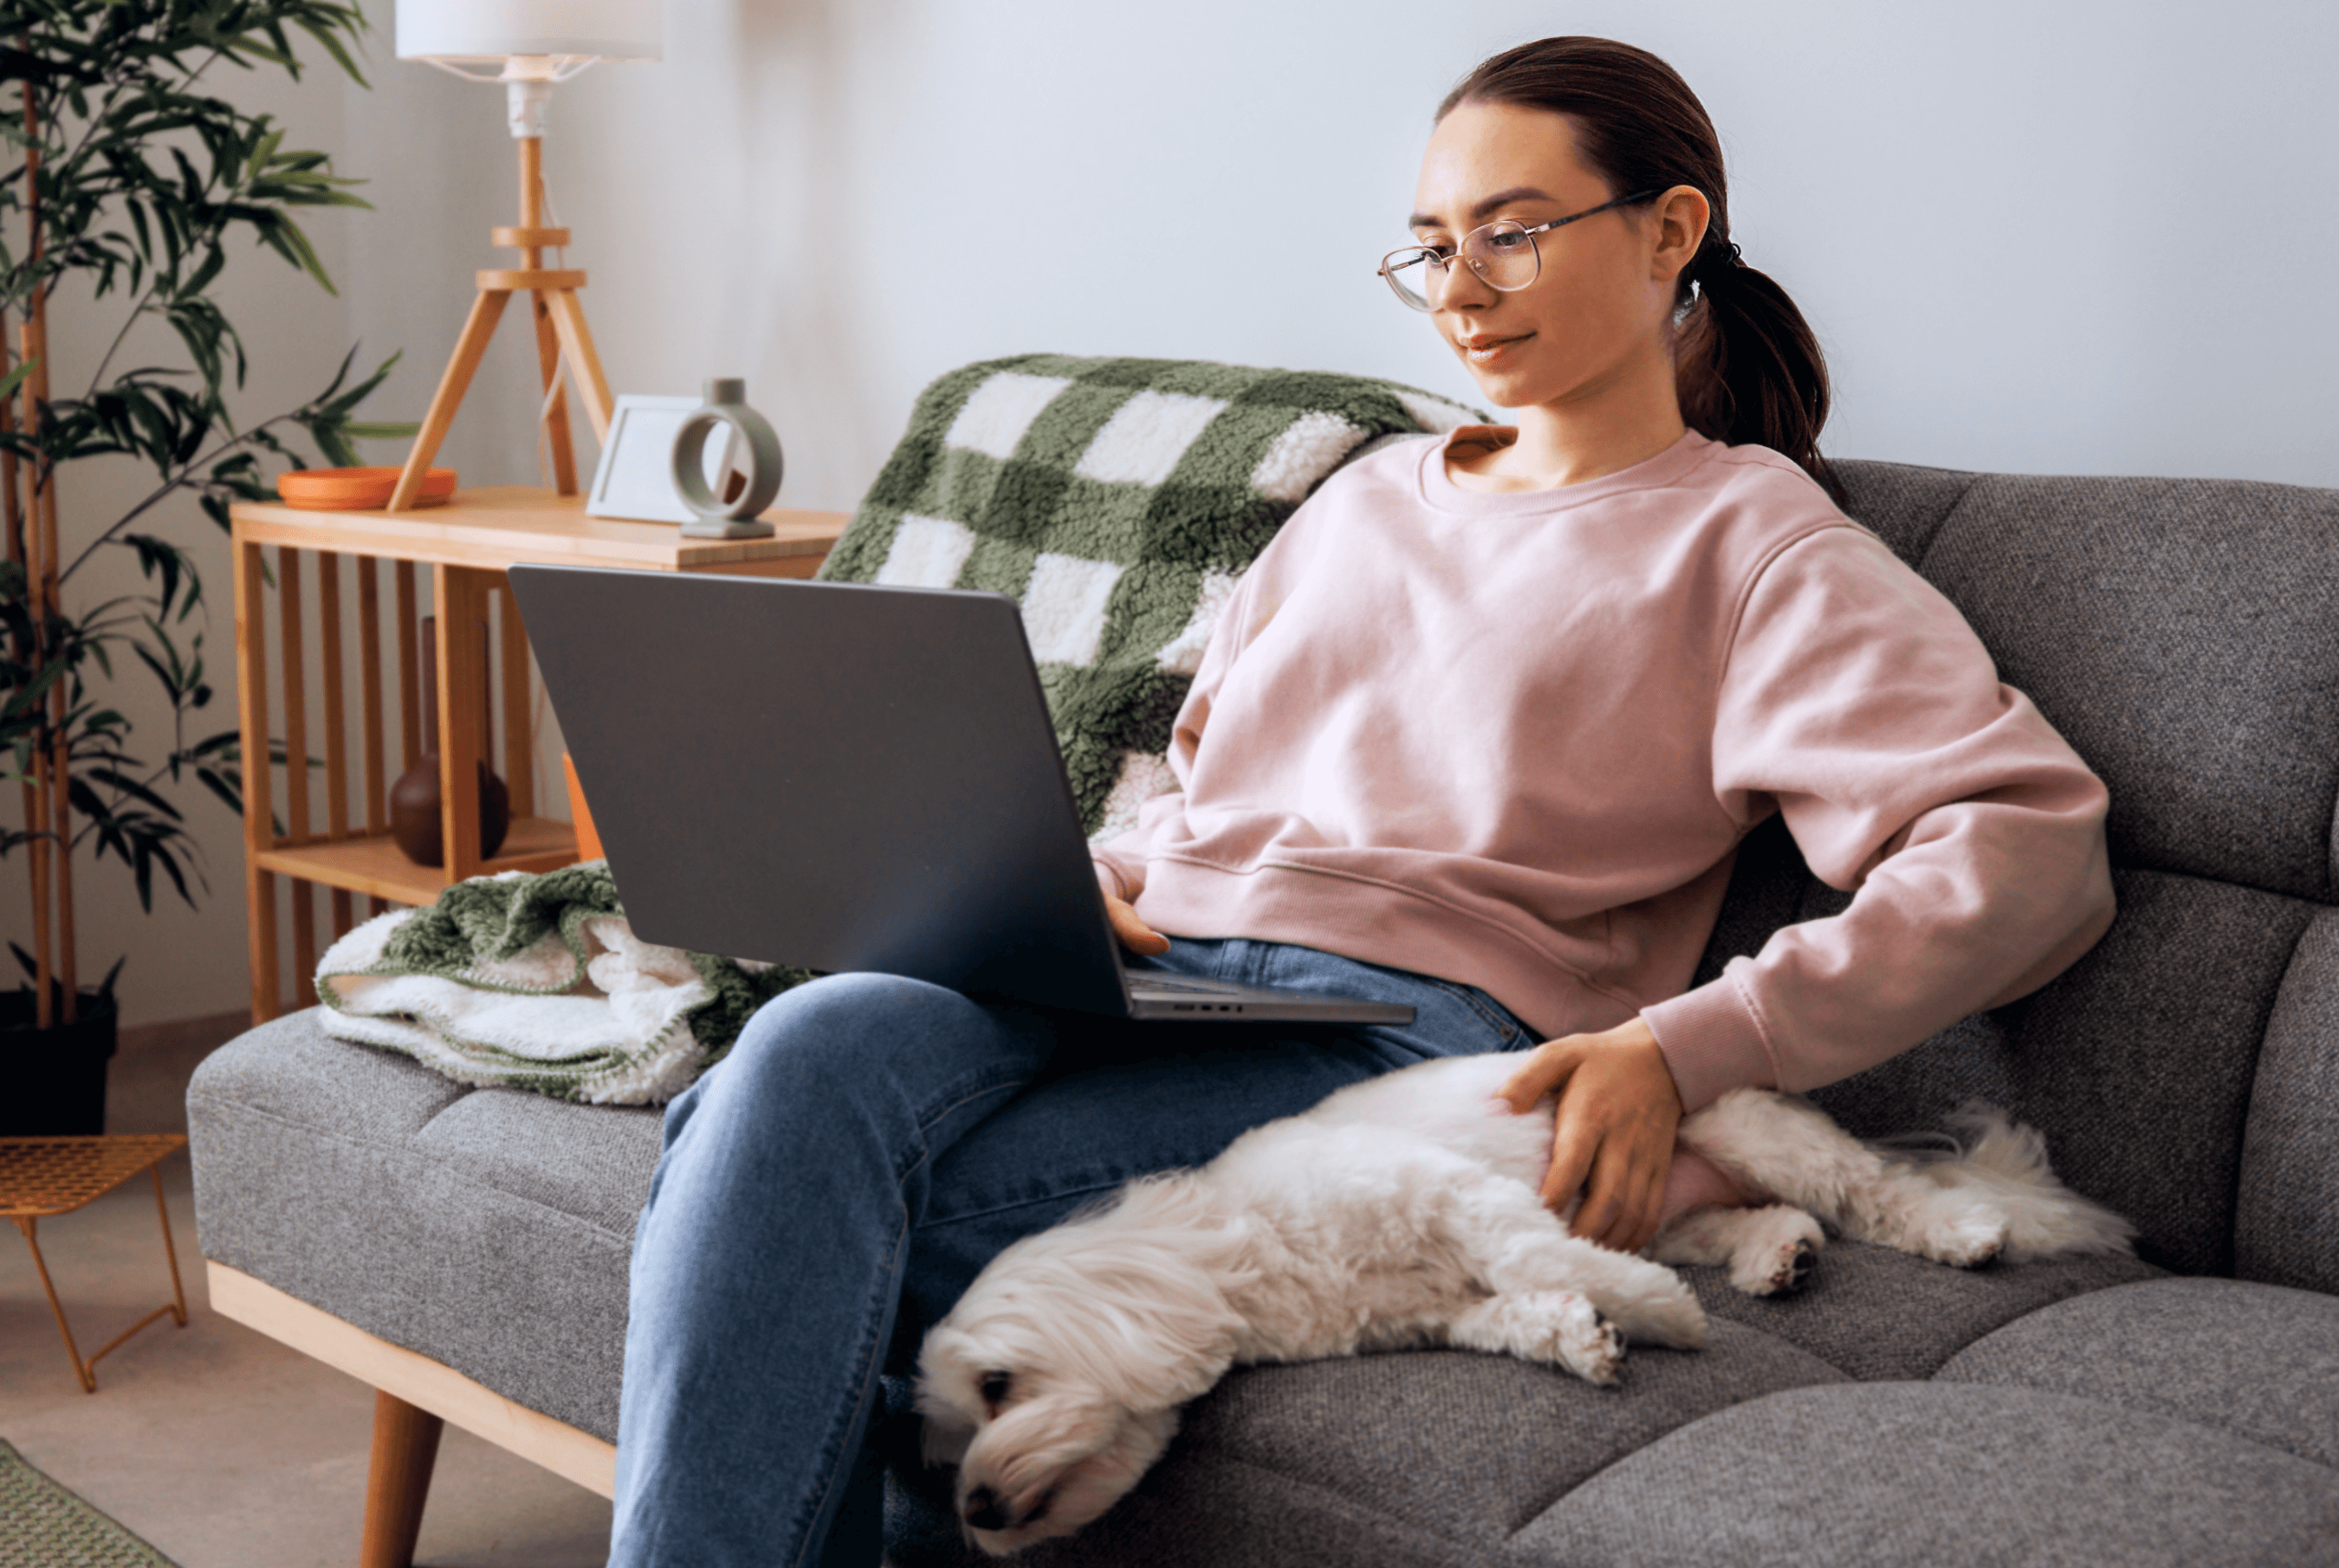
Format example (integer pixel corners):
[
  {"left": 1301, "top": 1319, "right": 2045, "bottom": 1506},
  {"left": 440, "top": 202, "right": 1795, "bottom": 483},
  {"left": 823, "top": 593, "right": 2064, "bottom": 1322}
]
[{"left": 13, "top": 1214, "right": 96, "bottom": 1393}]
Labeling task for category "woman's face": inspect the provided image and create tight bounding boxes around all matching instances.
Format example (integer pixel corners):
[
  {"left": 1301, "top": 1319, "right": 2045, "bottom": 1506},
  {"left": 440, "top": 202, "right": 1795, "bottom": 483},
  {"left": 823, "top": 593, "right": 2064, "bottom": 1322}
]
[{"left": 1409, "top": 102, "right": 1698, "bottom": 411}]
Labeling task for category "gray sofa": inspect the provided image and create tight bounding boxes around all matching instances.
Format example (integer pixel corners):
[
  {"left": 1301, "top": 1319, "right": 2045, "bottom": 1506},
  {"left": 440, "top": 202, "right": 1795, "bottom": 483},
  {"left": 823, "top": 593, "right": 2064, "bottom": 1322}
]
[{"left": 189, "top": 456, "right": 2339, "bottom": 1566}]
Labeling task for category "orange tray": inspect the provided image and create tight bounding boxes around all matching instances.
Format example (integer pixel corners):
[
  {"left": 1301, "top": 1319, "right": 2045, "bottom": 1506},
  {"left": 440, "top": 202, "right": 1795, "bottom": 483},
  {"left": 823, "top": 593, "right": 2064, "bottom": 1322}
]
[{"left": 276, "top": 467, "right": 457, "bottom": 511}]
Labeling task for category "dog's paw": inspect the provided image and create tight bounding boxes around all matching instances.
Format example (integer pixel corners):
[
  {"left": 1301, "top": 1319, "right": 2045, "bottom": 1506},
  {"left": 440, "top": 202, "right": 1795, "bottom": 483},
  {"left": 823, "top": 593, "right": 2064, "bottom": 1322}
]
[
  {"left": 1727, "top": 1208, "right": 1827, "bottom": 1297},
  {"left": 1915, "top": 1212, "right": 2009, "bottom": 1268},
  {"left": 1536, "top": 1291, "right": 1624, "bottom": 1386},
  {"left": 1453, "top": 1290, "right": 1625, "bottom": 1384}
]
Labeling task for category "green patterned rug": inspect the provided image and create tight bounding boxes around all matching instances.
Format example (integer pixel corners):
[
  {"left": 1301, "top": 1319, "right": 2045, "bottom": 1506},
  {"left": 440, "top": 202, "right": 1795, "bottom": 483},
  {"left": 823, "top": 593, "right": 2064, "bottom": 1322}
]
[{"left": 0, "top": 1440, "right": 178, "bottom": 1567}]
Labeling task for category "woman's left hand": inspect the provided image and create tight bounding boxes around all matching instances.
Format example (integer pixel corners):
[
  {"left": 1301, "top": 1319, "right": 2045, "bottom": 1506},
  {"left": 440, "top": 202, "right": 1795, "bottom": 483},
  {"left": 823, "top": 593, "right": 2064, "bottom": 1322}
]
[{"left": 1499, "top": 1016, "right": 1684, "bottom": 1254}]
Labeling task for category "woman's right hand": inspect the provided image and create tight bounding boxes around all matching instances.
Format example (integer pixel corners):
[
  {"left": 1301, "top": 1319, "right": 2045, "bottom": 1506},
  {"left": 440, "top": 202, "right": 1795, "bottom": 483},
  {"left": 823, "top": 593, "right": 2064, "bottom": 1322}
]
[{"left": 1105, "top": 892, "right": 1170, "bottom": 956}]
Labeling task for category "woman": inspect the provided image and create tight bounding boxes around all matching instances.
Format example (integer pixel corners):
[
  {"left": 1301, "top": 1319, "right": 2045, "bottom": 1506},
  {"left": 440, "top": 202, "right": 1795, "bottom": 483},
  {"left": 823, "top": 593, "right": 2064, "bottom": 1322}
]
[{"left": 611, "top": 36, "right": 2114, "bottom": 1567}]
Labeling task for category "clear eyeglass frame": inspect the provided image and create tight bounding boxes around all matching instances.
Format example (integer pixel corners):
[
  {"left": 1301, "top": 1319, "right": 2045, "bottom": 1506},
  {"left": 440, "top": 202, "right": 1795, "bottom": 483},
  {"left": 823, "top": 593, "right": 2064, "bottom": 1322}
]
[{"left": 1377, "top": 190, "right": 1662, "bottom": 312}]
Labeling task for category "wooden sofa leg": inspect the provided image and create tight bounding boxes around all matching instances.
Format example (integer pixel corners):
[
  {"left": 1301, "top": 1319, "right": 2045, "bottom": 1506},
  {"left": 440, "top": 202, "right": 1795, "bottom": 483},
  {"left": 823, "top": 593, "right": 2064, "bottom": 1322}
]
[{"left": 360, "top": 1390, "right": 444, "bottom": 1568}]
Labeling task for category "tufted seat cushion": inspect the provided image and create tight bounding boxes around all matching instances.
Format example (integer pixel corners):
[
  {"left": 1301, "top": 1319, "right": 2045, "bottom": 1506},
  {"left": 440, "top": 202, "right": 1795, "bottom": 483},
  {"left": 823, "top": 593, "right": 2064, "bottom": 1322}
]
[{"left": 190, "top": 1008, "right": 663, "bottom": 1441}]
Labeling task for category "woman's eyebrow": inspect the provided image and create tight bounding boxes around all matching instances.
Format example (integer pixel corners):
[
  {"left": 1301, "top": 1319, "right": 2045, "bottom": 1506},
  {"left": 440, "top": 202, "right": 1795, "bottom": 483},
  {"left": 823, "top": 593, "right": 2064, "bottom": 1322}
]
[{"left": 1408, "top": 185, "right": 1557, "bottom": 230}]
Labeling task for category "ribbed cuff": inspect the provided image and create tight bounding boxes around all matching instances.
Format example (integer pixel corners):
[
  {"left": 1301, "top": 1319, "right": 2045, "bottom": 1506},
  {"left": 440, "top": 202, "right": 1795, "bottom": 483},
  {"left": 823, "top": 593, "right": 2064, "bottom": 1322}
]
[
  {"left": 1092, "top": 859, "right": 1131, "bottom": 903},
  {"left": 1639, "top": 968, "right": 1780, "bottom": 1113}
]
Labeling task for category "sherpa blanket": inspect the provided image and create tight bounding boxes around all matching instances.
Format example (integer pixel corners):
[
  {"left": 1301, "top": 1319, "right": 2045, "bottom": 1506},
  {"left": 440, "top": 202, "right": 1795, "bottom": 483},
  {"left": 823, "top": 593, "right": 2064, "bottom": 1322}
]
[
  {"left": 321, "top": 356, "right": 1476, "bottom": 1103},
  {"left": 315, "top": 861, "right": 807, "bottom": 1105}
]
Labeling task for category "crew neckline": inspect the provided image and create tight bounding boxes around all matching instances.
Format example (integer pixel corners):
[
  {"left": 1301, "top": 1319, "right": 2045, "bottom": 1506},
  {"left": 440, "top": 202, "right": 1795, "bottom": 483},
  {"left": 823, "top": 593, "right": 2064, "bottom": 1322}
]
[{"left": 1416, "top": 425, "right": 1720, "bottom": 516}]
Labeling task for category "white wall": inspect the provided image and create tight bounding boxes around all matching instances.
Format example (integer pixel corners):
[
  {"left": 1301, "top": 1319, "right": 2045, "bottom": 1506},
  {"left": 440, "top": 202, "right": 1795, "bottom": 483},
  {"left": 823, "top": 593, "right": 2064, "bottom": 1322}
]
[{"left": 27, "top": 0, "right": 2337, "bottom": 1025}]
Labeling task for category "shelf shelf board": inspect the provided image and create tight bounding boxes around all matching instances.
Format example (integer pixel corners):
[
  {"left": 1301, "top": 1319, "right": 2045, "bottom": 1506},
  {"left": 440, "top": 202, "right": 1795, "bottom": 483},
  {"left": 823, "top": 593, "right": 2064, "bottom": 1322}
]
[{"left": 256, "top": 817, "right": 580, "bottom": 905}]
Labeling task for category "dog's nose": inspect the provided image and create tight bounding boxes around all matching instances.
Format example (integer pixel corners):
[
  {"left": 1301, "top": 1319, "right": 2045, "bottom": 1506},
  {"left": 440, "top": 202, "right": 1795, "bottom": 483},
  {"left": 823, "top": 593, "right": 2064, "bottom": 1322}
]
[{"left": 964, "top": 1485, "right": 1010, "bottom": 1532}]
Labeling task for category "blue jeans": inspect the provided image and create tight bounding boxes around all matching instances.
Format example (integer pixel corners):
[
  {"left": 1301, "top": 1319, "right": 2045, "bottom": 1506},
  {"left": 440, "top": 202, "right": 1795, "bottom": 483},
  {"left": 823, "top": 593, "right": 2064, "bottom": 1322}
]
[{"left": 608, "top": 937, "right": 1536, "bottom": 1567}]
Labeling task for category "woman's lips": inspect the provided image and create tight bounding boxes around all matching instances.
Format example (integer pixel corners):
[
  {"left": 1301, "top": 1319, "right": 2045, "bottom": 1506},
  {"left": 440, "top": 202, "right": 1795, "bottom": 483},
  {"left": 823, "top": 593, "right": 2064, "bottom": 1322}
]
[{"left": 1456, "top": 331, "right": 1532, "bottom": 365}]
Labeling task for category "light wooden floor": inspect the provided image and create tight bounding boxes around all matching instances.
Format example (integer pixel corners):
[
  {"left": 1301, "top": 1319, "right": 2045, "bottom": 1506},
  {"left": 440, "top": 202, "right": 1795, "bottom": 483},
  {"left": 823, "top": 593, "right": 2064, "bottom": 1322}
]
[{"left": 2, "top": 1015, "right": 612, "bottom": 1568}]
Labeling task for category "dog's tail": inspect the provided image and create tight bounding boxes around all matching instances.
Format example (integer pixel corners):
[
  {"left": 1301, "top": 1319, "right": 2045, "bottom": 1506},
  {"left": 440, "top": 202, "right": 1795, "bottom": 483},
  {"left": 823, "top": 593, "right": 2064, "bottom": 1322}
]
[{"left": 1925, "top": 1103, "right": 2139, "bottom": 1262}]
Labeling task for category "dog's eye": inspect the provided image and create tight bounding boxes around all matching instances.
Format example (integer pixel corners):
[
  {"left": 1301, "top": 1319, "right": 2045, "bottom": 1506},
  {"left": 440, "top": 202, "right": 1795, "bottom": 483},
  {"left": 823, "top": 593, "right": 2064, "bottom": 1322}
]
[{"left": 978, "top": 1370, "right": 1012, "bottom": 1407}]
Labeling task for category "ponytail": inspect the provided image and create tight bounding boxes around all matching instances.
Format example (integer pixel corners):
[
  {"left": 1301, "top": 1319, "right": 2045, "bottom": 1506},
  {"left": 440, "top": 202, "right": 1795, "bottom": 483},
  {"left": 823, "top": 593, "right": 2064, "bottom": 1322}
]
[{"left": 1441, "top": 38, "right": 1847, "bottom": 507}]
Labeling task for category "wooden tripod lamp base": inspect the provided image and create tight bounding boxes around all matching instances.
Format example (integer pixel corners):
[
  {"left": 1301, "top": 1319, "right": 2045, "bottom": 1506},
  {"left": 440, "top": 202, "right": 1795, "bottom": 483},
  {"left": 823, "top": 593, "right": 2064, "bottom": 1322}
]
[{"left": 388, "top": 133, "right": 613, "bottom": 513}]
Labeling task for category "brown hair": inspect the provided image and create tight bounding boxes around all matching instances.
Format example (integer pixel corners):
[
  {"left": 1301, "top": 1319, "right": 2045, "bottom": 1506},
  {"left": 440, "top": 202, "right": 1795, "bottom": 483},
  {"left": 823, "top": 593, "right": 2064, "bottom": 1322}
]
[{"left": 1440, "top": 37, "right": 1844, "bottom": 504}]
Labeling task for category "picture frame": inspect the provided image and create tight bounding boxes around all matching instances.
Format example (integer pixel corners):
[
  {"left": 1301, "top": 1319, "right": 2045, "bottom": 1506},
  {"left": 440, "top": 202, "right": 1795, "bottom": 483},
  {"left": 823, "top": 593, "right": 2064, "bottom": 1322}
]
[{"left": 585, "top": 393, "right": 741, "bottom": 524}]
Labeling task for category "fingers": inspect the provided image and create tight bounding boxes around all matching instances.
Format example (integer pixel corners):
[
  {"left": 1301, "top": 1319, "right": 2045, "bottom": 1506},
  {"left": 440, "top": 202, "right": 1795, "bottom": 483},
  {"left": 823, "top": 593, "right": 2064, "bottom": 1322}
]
[
  {"left": 1540, "top": 1095, "right": 1600, "bottom": 1211},
  {"left": 1574, "top": 1144, "right": 1669, "bottom": 1253},
  {"left": 1105, "top": 895, "right": 1170, "bottom": 956},
  {"left": 1500, "top": 1037, "right": 1580, "bottom": 1113}
]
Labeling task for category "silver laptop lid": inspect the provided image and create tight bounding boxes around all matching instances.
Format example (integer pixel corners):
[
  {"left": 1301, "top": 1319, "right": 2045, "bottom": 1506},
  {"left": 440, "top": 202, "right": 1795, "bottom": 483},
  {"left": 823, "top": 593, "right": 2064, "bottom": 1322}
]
[{"left": 508, "top": 567, "right": 1135, "bottom": 1016}]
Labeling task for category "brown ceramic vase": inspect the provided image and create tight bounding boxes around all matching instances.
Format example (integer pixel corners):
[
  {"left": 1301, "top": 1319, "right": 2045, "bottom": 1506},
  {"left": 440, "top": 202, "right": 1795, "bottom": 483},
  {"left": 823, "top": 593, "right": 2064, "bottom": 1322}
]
[{"left": 392, "top": 614, "right": 512, "bottom": 867}]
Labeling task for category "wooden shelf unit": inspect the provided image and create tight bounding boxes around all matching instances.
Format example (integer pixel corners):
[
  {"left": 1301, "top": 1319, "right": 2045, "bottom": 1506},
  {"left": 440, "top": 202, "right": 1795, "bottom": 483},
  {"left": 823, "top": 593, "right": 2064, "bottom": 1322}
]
[{"left": 231, "top": 486, "right": 849, "bottom": 1023}]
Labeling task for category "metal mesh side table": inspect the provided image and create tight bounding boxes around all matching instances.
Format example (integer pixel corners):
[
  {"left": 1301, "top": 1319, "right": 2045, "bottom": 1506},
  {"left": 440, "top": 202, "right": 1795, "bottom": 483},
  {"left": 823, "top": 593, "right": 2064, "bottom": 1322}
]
[{"left": 2, "top": 1135, "right": 190, "bottom": 1392}]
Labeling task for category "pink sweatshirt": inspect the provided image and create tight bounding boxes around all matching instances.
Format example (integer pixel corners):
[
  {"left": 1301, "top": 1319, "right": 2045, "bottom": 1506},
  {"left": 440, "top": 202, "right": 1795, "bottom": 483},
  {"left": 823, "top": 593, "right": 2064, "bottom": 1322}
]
[{"left": 1092, "top": 428, "right": 2115, "bottom": 1112}]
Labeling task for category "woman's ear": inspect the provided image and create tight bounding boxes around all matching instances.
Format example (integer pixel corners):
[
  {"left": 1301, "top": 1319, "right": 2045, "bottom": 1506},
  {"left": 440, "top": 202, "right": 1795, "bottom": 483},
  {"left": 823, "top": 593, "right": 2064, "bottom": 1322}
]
[{"left": 1649, "top": 185, "right": 1712, "bottom": 283}]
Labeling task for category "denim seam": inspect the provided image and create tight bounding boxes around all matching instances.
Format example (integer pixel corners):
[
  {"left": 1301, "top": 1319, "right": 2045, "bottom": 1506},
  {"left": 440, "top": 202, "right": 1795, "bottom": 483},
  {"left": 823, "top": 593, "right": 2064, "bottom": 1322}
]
[
  {"left": 892, "top": 1076, "right": 1033, "bottom": 1185},
  {"left": 787, "top": 1205, "right": 911, "bottom": 1568}
]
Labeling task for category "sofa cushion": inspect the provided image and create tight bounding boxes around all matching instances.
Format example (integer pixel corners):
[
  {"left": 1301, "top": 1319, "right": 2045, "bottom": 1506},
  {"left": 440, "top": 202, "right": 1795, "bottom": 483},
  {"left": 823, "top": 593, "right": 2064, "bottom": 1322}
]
[
  {"left": 1518, "top": 1383, "right": 2339, "bottom": 1568},
  {"left": 1934, "top": 1275, "right": 2339, "bottom": 1468},
  {"left": 1699, "top": 848, "right": 2313, "bottom": 1277},
  {"left": 187, "top": 1009, "right": 664, "bottom": 1441},
  {"left": 1879, "top": 471, "right": 2339, "bottom": 905},
  {"left": 2237, "top": 906, "right": 2339, "bottom": 1294},
  {"left": 888, "top": 1248, "right": 2170, "bottom": 1568},
  {"left": 1681, "top": 1242, "right": 2162, "bottom": 1383}
]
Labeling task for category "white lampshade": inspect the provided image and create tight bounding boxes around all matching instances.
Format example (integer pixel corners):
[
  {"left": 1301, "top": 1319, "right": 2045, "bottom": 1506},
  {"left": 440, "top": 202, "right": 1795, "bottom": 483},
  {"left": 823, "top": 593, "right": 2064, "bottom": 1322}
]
[{"left": 397, "top": 0, "right": 662, "bottom": 63}]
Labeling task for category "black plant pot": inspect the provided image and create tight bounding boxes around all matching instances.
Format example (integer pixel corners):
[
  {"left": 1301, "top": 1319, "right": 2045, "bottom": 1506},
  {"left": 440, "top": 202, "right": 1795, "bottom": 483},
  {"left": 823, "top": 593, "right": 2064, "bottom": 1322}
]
[{"left": 1, "top": 986, "right": 119, "bottom": 1136}]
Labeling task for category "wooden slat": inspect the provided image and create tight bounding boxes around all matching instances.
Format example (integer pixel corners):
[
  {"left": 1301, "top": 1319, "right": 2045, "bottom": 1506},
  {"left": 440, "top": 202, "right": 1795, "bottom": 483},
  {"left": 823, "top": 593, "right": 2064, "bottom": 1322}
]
[
  {"left": 358, "top": 557, "right": 386, "bottom": 835},
  {"left": 317, "top": 551, "right": 353, "bottom": 939},
  {"left": 254, "top": 817, "right": 577, "bottom": 905},
  {"left": 279, "top": 548, "right": 316, "bottom": 985},
  {"left": 498, "top": 588, "right": 534, "bottom": 817},
  {"left": 207, "top": 1263, "right": 614, "bottom": 1500},
  {"left": 394, "top": 561, "right": 420, "bottom": 771},
  {"left": 234, "top": 538, "right": 277, "bottom": 1025},
  {"left": 434, "top": 566, "right": 489, "bottom": 881},
  {"left": 358, "top": 557, "right": 386, "bottom": 925},
  {"left": 230, "top": 489, "right": 846, "bottom": 573},
  {"left": 475, "top": 268, "right": 586, "bottom": 293}
]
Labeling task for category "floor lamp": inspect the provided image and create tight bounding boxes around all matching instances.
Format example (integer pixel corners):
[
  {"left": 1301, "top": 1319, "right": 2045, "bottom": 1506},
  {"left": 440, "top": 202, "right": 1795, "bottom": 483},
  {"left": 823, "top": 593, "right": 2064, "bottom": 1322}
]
[{"left": 388, "top": 0, "right": 663, "bottom": 512}]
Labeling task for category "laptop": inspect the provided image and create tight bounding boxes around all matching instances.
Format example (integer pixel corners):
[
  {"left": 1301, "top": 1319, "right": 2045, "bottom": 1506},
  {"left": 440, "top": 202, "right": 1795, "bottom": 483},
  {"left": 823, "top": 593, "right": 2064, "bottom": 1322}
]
[{"left": 505, "top": 567, "right": 1413, "bottom": 1026}]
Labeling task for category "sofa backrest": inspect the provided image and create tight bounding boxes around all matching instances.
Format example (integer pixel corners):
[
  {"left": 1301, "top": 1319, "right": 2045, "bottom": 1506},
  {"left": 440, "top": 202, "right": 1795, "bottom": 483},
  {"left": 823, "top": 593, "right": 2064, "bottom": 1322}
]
[{"left": 1694, "top": 460, "right": 2339, "bottom": 1287}]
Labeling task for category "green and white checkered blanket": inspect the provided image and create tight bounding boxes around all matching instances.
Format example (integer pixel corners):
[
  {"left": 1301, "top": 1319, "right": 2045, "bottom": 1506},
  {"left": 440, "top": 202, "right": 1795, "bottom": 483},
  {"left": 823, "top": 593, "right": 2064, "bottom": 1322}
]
[
  {"left": 317, "top": 354, "right": 1478, "bottom": 1102},
  {"left": 315, "top": 862, "right": 808, "bottom": 1105},
  {"left": 817, "top": 353, "right": 1478, "bottom": 840}
]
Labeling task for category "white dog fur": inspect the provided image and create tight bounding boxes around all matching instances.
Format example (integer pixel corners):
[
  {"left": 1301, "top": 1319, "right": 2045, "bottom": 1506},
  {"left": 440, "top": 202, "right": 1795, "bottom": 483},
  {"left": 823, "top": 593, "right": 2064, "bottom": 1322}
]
[{"left": 918, "top": 1053, "right": 2136, "bottom": 1553}]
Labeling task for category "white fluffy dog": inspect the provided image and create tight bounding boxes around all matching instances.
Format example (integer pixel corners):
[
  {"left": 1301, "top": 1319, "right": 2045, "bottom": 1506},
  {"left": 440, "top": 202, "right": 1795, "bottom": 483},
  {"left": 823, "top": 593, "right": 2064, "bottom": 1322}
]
[{"left": 917, "top": 1052, "right": 2136, "bottom": 1553}]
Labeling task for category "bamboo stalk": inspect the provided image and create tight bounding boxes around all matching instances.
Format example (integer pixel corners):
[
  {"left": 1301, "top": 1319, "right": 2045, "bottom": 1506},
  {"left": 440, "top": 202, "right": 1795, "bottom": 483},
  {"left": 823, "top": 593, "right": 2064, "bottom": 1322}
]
[
  {"left": 19, "top": 76, "right": 60, "bottom": 1026},
  {"left": 0, "top": 300, "right": 42, "bottom": 1028}
]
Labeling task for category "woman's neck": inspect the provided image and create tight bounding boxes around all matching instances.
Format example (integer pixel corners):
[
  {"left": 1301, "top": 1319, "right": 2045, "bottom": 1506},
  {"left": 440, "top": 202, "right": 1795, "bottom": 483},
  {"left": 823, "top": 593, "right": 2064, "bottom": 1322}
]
[{"left": 1444, "top": 348, "right": 1690, "bottom": 493}]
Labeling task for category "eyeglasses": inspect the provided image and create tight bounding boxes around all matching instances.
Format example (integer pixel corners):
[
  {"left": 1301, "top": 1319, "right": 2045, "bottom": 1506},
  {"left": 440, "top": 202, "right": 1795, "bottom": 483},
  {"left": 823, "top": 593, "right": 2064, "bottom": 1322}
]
[{"left": 1377, "top": 191, "right": 1661, "bottom": 312}]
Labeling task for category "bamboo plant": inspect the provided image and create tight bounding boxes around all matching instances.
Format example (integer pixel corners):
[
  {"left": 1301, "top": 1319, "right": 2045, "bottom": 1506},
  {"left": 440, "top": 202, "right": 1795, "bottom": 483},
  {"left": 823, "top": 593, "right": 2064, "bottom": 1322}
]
[{"left": 0, "top": 0, "right": 411, "bottom": 1031}]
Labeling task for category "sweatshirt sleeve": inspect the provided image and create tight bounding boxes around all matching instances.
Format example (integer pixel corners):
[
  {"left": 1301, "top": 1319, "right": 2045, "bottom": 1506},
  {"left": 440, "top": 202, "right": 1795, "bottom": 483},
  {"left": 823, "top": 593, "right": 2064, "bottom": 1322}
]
[
  {"left": 1637, "top": 524, "right": 2115, "bottom": 1112},
  {"left": 1089, "top": 526, "right": 1293, "bottom": 904}
]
